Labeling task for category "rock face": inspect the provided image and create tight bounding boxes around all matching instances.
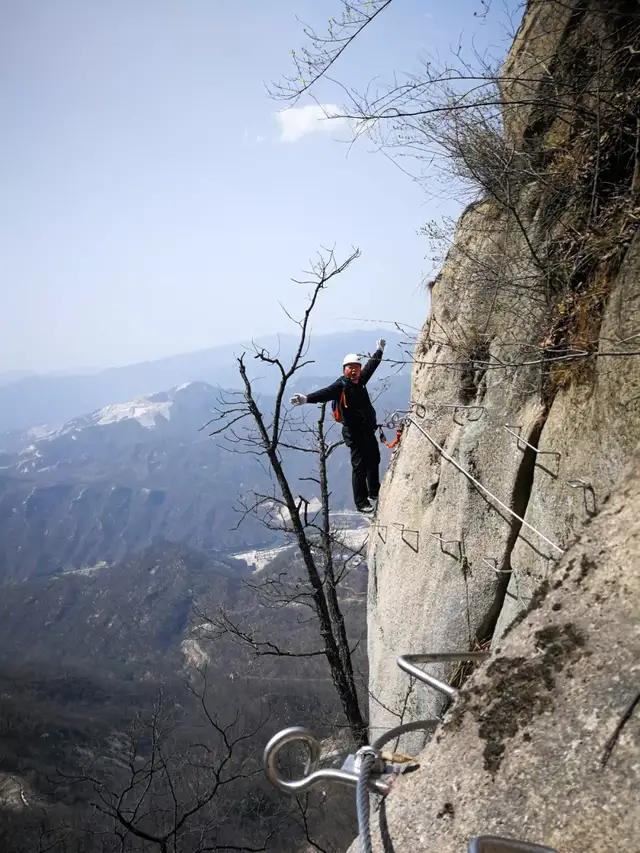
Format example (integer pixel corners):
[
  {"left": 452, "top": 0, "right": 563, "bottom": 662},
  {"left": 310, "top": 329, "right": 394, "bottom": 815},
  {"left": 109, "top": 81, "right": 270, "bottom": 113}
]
[
  {"left": 349, "top": 452, "right": 640, "bottom": 852},
  {"left": 356, "top": 0, "right": 640, "bottom": 847},
  {"left": 366, "top": 0, "right": 640, "bottom": 747}
]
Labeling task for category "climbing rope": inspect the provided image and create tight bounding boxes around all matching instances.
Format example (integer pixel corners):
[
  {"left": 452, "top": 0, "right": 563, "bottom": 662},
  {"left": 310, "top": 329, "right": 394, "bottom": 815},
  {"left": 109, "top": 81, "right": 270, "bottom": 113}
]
[{"left": 407, "top": 416, "right": 565, "bottom": 555}]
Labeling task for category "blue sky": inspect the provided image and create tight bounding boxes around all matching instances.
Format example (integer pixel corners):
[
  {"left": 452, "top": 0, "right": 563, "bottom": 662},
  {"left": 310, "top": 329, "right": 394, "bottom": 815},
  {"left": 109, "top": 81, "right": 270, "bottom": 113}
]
[{"left": 1, "top": 0, "right": 522, "bottom": 373}]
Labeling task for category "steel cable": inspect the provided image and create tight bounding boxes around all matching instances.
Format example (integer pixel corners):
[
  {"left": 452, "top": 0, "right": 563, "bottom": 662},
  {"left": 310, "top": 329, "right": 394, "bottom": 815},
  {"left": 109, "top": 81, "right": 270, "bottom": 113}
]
[
  {"left": 407, "top": 416, "right": 564, "bottom": 555},
  {"left": 357, "top": 720, "right": 439, "bottom": 852},
  {"left": 356, "top": 749, "right": 377, "bottom": 853}
]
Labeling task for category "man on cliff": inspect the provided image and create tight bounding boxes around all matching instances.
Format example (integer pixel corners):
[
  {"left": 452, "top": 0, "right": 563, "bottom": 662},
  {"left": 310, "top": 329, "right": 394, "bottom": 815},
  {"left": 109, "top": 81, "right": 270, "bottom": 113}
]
[{"left": 290, "top": 339, "right": 386, "bottom": 514}]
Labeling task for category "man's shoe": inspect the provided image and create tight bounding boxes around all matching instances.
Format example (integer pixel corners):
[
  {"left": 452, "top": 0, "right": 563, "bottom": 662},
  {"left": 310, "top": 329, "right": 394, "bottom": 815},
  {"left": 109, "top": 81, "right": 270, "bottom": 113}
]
[{"left": 357, "top": 502, "right": 374, "bottom": 515}]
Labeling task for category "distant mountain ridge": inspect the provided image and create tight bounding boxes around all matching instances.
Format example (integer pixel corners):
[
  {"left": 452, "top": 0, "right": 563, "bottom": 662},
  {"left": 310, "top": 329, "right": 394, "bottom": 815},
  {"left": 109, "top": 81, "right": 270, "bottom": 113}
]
[
  {"left": 0, "top": 375, "right": 408, "bottom": 581},
  {"left": 0, "top": 382, "right": 283, "bottom": 579},
  {"left": 0, "top": 329, "right": 406, "bottom": 432},
  {"left": 0, "top": 543, "right": 245, "bottom": 675}
]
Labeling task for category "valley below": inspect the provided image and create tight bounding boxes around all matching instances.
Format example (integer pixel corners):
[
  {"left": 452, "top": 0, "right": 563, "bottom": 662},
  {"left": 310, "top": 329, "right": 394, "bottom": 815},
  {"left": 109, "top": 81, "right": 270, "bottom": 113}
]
[{"left": 0, "top": 336, "right": 397, "bottom": 851}]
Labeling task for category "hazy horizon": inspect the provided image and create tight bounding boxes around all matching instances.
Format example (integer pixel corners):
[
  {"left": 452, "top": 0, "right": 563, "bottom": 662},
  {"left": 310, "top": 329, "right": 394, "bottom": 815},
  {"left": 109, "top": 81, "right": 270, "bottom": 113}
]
[
  {"left": 0, "top": 323, "right": 405, "bottom": 380},
  {"left": 3, "top": 1, "right": 521, "bottom": 373}
]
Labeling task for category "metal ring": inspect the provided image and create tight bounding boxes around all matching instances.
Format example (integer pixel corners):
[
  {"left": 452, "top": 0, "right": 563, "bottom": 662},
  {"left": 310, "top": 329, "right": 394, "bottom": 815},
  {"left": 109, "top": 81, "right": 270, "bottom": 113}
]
[
  {"left": 264, "top": 727, "right": 320, "bottom": 793},
  {"left": 263, "top": 726, "right": 390, "bottom": 795}
]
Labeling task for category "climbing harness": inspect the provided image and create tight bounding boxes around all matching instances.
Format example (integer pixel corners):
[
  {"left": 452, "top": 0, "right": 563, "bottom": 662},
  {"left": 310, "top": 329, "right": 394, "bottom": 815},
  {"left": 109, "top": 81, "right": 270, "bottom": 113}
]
[
  {"left": 378, "top": 424, "right": 403, "bottom": 449},
  {"left": 378, "top": 410, "right": 408, "bottom": 449}
]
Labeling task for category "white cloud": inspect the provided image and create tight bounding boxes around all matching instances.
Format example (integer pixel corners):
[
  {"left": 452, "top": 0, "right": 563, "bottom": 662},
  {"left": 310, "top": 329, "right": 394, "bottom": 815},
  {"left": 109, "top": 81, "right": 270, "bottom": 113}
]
[
  {"left": 275, "top": 103, "right": 347, "bottom": 143},
  {"left": 241, "top": 130, "right": 267, "bottom": 147}
]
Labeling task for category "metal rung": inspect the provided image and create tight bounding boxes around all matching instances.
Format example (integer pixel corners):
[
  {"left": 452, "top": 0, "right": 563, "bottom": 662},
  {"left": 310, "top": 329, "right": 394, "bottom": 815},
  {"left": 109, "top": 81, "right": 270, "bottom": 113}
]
[
  {"left": 397, "top": 652, "right": 490, "bottom": 699},
  {"left": 426, "top": 530, "right": 464, "bottom": 560},
  {"left": 411, "top": 401, "right": 485, "bottom": 422},
  {"left": 439, "top": 403, "right": 485, "bottom": 421},
  {"left": 469, "top": 837, "right": 557, "bottom": 853},
  {"left": 392, "top": 522, "right": 419, "bottom": 551},
  {"left": 504, "top": 426, "right": 561, "bottom": 459},
  {"left": 412, "top": 401, "right": 429, "bottom": 420},
  {"left": 391, "top": 522, "right": 420, "bottom": 534},
  {"left": 481, "top": 556, "right": 513, "bottom": 575},
  {"left": 566, "top": 477, "right": 597, "bottom": 516},
  {"left": 371, "top": 523, "right": 387, "bottom": 542},
  {"left": 566, "top": 477, "right": 594, "bottom": 492}
]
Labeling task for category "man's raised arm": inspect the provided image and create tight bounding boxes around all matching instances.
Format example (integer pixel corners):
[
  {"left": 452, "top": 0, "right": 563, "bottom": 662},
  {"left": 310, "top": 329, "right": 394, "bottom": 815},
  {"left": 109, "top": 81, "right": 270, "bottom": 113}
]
[{"left": 361, "top": 339, "right": 386, "bottom": 384}]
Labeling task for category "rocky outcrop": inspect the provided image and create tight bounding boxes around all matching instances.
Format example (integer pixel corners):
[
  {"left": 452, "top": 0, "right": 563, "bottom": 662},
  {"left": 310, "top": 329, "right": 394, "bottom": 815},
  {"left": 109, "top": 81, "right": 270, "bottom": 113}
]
[
  {"left": 495, "top": 227, "right": 640, "bottom": 635},
  {"left": 350, "top": 451, "right": 640, "bottom": 852},
  {"left": 366, "top": 0, "right": 640, "bottom": 752}
]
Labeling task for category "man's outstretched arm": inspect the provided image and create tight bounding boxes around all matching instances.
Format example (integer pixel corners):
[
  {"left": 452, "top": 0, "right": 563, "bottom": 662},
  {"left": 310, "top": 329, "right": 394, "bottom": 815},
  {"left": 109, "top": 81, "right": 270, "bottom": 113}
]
[
  {"left": 361, "top": 339, "right": 386, "bottom": 384},
  {"left": 290, "top": 379, "right": 342, "bottom": 406}
]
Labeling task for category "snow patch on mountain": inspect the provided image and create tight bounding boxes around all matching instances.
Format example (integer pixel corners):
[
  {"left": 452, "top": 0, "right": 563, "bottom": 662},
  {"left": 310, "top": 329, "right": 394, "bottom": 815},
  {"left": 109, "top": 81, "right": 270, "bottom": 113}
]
[
  {"left": 95, "top": 398, "right": 173, "bottom": 429},
  {"left": 232, "top": 544, "right": 291, "bottom": 573},
  {"left": 231, "top": 510, "right": 369, "bottom": 574},
  {"left": 64, "top": 560, "right": 110, "bottom": 577},
  {"left": 181, "top": 637, "right": 210, "bottom": 668}
]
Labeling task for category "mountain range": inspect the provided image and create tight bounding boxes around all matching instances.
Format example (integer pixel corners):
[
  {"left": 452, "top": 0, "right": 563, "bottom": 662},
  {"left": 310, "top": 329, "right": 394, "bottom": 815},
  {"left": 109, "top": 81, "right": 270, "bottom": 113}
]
[
  {"left": 0, "top": 331, "right": 400, "bottom": 850},
  {"left": 0, "top": 329, "right": 409, "bottom": 432},
  {"left": 0, "top": 337, "right": 409, "bottom": 581}
]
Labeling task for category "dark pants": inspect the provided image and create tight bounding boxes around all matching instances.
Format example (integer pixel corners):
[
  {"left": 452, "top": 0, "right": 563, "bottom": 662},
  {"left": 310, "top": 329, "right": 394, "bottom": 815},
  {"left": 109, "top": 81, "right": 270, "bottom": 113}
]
[{"left": 344, "top": 428, "right": 381, "bottom": 509}]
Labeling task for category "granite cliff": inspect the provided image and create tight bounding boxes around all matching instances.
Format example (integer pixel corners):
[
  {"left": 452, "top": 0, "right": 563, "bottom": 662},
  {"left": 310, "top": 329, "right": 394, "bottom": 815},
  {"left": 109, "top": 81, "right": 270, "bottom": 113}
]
[{"left": 359, "top": 1, "right": 640, "bottom": 849}]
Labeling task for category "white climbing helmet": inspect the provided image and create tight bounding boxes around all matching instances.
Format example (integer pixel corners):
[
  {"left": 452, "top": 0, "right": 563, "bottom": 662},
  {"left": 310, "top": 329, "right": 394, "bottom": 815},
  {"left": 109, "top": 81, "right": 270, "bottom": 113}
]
[{"left": 342, "top": 352, "right": 362, "bottom": 367}]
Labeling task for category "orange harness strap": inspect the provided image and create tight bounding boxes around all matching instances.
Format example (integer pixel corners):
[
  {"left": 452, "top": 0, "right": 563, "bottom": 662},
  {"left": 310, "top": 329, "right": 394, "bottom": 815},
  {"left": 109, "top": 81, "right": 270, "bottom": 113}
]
[
  {"left": 379, "top": 425, "right": 403, "bottom": 449},
  {"left": 332, "top": 388, "right": 348, "bottom": 423}
]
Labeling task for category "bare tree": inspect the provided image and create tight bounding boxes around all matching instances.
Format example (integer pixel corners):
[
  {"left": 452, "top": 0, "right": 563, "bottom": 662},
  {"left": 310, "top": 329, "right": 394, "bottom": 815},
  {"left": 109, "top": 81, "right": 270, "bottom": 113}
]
[
  {"left": 273, "top": 1, "right": 640, "bottom": 395},
  {"left": 203, "top": 248, "right": 368, "bottom": 747},
  {"left": 269, "top": 0, "right": 394, "bottom": 102},
  {"left": 58, "top": 680, "right": 270, "bottom": 853}
]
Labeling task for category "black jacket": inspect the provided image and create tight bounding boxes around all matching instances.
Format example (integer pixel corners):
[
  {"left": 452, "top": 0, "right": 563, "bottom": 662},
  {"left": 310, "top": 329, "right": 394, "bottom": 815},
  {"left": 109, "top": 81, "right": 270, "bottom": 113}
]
[{"left": 306, "top": 348, "right": 383, "bottom": 434}]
